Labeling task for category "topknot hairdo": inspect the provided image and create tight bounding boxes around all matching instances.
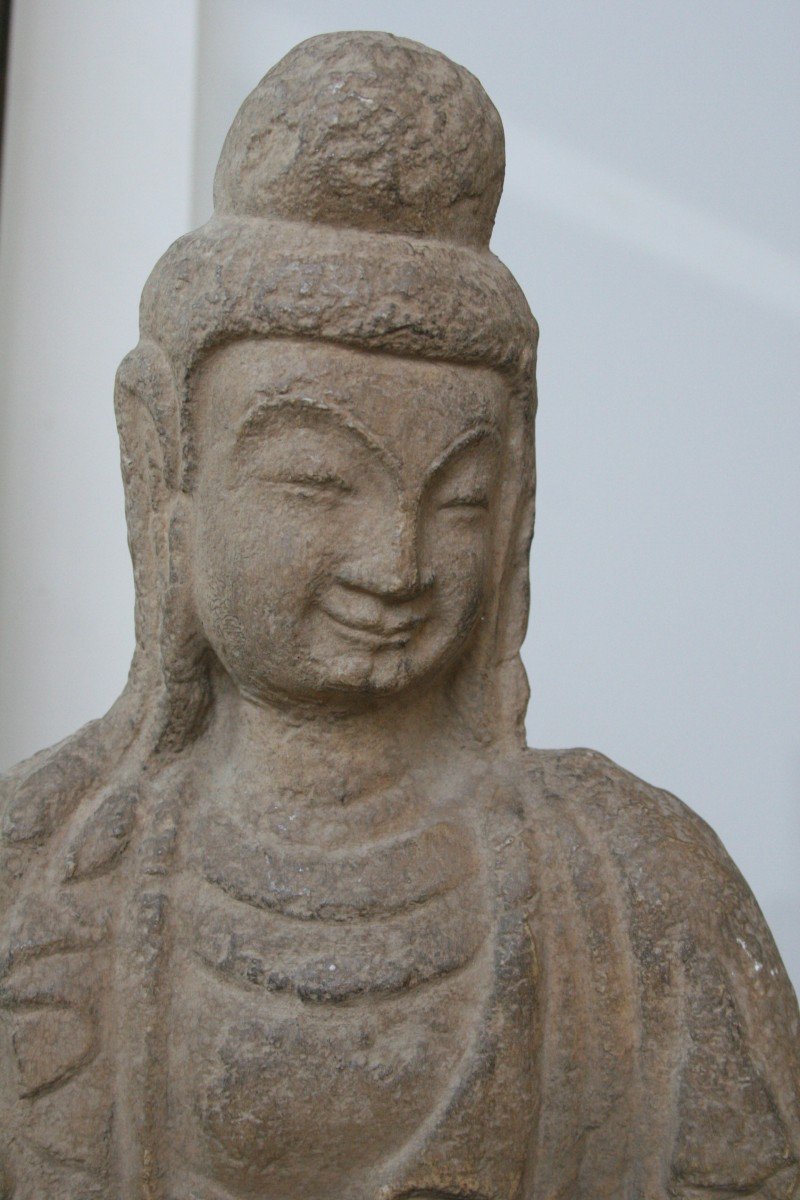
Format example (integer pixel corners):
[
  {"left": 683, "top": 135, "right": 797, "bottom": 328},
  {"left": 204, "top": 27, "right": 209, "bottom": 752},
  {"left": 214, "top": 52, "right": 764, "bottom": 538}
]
[
  {"left": 214, "top": 31, "right": 505, "bottom": 246},
  {"left": 137, "top": 31, "right": 537, "bottom": 418}
]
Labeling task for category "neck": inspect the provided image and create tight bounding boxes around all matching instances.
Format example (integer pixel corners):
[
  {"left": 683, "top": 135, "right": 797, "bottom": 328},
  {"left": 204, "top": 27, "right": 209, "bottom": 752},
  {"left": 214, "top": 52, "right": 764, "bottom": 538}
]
[{"left": 200, "top": 666, "right": 469, "bottom": 808}]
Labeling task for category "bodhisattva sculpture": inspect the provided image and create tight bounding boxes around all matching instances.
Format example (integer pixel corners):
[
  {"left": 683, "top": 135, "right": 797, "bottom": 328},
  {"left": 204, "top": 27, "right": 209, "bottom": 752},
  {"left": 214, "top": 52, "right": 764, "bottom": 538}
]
[{"left": 1, "top": 31, "right": 798, "bottom": 1200}]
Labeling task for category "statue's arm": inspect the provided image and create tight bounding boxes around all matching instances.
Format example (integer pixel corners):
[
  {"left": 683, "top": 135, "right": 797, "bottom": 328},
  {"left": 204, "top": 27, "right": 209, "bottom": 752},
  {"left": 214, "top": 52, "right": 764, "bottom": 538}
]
[
  {"left": 668, "top": 814, "right": 800, "bottom": 1198},
  {"left": 625, "top": 769, "right": 800, "bottom": 1195},
  {"left": 0, "top": 759, "right": 117, "bottom": 1197},
  {"left": 522, "top": 747, "right": 800, "bottom": 1198}
]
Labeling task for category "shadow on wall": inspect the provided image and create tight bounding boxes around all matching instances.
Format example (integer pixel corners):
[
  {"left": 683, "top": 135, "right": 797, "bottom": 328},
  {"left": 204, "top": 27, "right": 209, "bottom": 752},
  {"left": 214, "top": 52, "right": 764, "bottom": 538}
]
[{"left": 0, "top": 1, "right": 13, "bottom": 187}]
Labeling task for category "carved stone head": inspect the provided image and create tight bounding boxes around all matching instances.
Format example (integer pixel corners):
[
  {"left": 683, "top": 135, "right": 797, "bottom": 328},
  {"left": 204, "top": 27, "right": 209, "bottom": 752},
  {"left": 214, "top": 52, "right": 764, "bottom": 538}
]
[{"left": 114, "top": 30, "right": 539, "bottom": 751}]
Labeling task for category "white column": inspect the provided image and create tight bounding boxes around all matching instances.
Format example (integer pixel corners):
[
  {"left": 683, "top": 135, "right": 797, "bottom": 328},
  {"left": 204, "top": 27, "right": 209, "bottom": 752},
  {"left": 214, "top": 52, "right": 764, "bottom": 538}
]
[{"left": 0, "top": 0, "right": 199, "bottom": 766}]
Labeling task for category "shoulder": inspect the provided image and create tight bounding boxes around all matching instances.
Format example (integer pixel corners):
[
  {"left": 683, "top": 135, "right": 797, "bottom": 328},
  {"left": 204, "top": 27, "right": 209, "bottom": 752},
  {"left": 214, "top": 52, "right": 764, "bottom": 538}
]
[
  {"left": 510, "top": 744, "right": 792, "bottom": 967},
  {"left": 506, "top": 743, "right": 800, "bottom": 1067},
  {"left": 512, "top": 744, "right": 734, "bottom": 883},
  {"left": 0, "top": 694, "right": 144, "bottom": 945},
  {"left": 1, "top": 721, "right": 106, "bottom": 843},
  {"left": 1, "top": 721, "right": 112, "bottom": 902},
  {"left": 519, "top": 743, "right": 706, "bottom": 825}
]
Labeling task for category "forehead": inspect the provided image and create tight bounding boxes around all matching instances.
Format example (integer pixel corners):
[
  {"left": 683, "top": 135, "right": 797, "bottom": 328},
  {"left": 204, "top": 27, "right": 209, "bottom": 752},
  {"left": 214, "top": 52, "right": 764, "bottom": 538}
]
[{"left": 192, "top": 338, "right": 508, "bottom": 463}]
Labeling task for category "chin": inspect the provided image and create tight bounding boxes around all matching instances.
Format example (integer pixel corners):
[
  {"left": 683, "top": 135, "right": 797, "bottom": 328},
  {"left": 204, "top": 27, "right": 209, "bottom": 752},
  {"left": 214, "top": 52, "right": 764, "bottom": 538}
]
[
  {"left": 307, "top": 639, "right": 465, "bottom": 703},
  {"left": 313, "top": 651, "right": 417, "bottom": 699}
]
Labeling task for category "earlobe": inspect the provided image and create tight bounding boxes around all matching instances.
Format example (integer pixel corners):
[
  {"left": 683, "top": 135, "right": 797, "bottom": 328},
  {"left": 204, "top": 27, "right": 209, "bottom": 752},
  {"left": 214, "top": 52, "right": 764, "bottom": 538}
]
[
  {"left": 163, "top": 493, "right": 207, "bottom": 665},
  {"left": 154, "top": 496, "right": 212, "bottom": 751},
  {"left": 114, "top": 344, "right": 212, "bottom": 751}
]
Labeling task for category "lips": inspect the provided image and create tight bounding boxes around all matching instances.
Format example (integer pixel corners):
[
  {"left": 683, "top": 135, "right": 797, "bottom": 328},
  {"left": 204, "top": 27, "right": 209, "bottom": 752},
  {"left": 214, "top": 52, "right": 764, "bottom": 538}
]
[{"left": 320, "top": 604, "right": 426, "bottom": 648}]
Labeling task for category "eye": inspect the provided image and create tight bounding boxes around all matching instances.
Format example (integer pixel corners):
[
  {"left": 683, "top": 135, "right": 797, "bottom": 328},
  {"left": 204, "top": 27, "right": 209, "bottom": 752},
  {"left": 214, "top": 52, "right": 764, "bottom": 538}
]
[
  {"left": 268, "top": 471, "right": 354, "bottom": 500},
  {"left": 438, "top": 491, "right": 490, "bottom": 513}
]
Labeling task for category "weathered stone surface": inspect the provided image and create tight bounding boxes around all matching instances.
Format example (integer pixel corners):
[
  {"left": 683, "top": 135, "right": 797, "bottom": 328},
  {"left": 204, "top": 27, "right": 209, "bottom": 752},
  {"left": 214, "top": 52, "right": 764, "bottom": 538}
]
[{"left": 1, "top": 30, "right": 798, "bottom": 1200}]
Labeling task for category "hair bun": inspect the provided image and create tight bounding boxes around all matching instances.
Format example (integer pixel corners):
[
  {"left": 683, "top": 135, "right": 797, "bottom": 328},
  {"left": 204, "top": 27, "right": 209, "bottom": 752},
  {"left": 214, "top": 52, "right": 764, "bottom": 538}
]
[{"left": 213, "top": 31, "right": 505, "bottom": 248}]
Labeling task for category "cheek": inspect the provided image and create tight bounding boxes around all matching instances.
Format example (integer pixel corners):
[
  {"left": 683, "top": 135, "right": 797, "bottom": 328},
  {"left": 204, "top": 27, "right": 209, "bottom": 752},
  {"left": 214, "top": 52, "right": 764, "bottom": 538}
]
[
  {"left": 193, "top": 490, "right": 340, "bottom": 634},
  {"left": 422, "top": 520, "right": 491, "bottom": 617}
]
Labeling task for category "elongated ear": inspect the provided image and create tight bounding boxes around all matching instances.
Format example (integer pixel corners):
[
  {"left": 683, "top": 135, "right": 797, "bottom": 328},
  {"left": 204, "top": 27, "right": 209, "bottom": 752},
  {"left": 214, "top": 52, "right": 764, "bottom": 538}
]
[
  {"left": 447, "top": 370, "right": 536, "bottom": 751},
  {"left": 113, "top": 342, "right": 181, "bottom": 664},
  {"left": 115, "top": 343, "right": 212, "bottom": 754},
  {"left": 155, "top": 496, "right": 212, "bottom": 753},
  {"left": 115, "top": 340, "right": 181, "bottom": 491}
]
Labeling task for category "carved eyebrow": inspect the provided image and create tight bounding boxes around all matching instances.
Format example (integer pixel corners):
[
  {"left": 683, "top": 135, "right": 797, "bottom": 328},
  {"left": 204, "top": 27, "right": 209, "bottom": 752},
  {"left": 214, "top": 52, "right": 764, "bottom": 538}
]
[
  {"left": 237, "top": 393, "right": 400, "bottom": 473},
  {"left": 423, "top": 423, "right": 501, "bottom": 485}
]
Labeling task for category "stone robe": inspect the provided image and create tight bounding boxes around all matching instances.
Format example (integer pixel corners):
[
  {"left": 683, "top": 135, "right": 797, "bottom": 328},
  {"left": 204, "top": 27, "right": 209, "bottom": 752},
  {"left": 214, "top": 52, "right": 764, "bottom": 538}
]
[{"left": 2, "top": 744, "right": 798, "bottom": 1199}]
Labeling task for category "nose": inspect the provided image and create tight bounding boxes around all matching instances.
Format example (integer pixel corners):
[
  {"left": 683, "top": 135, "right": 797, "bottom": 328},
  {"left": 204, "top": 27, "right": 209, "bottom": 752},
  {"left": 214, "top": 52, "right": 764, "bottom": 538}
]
[{"left": 337, "top": 502, "right": 429, "bottom": 602}]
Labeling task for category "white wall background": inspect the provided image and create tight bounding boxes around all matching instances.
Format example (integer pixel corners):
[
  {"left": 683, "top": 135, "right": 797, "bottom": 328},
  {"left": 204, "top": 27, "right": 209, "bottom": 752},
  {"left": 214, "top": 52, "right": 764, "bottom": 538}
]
[{"left": 1, "top": 1, "right": 798, "bottom": 990}]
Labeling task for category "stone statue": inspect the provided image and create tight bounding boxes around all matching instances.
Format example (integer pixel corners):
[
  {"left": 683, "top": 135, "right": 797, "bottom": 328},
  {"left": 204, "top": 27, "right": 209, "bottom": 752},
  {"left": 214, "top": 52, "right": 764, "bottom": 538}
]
[{"left": 1, "top": 31, "right": 798, "bottom": 1200}]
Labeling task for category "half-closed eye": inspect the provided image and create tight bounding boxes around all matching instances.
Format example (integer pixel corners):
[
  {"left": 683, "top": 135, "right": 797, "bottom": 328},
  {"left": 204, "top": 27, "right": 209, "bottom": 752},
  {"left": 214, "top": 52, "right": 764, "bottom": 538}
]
[
  {"left": 437, "top": 490, "right": 491, "bottom": 512},
  {"left": 425, "top": 424, "right": 499, "bottom": 516},
  {"left": 264, "top": 470, "right": 354, "bottom": 496}
]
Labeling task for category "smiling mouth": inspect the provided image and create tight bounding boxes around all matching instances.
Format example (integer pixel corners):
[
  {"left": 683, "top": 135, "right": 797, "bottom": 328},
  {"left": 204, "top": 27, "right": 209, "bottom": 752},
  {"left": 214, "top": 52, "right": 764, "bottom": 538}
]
[{"left": 320, "top": 606, "right": 425, "bottom": 649}]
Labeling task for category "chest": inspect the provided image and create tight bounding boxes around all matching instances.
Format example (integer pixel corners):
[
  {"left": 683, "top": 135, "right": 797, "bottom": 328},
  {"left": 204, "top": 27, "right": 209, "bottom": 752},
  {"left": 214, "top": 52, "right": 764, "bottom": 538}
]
[{"left": 167, "top": 808, "right": 494, "bottom": 1199}]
